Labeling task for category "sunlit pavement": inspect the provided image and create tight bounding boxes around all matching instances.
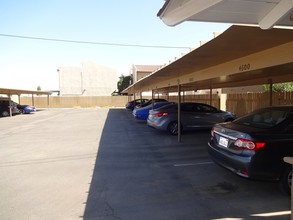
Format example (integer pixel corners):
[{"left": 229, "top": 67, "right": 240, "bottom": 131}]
[{"left": 0, "top": 108, "right": 290, "bottom": 220}]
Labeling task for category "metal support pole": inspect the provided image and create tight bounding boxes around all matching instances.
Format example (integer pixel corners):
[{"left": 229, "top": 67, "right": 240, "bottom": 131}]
[
  {"left": 8, "top": 95, "right": 12, "bottom": 117},
  {"left": 32, "top": 94, "right": 35, "bottom": 106},
  {"left": 178, "top": 84, "right": 182, "bottom": 143},
  {"left": 140, "top": 91, "right": 142, "bottom": 107},
  {"left": 47, "top": 94, "right": 50, "bottom": 109},
  {"left": 152, "top": 90, "right": 154, "bottom": 109},
  {"left": 210, "top": 86, "right": 213, "bottom": 106}
]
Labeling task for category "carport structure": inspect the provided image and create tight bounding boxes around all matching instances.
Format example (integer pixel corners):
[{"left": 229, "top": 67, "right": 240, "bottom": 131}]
[
  {"left": 123, "top": 25, "right": 293, "bottom": 141},
  {"left": 0, "top": 88, "right": 51, "bottom": 116}
]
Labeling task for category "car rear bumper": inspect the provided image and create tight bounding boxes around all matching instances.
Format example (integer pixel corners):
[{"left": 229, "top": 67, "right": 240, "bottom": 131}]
[
  {"left": 147, "top": 118, "right": 167, "bottom": 130},
  {"left": 208, "top": 141, "right": 280, "bottom": 181}
]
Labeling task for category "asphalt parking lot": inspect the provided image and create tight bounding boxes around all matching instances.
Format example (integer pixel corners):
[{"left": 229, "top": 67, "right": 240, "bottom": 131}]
[{"left": 0, "top": 108, "right": 291, "bottom": 220}]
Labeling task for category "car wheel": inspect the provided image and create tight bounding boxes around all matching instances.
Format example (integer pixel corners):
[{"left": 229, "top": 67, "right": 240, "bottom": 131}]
[
  {"left": 279, "top": 165, "right": 292, "bottom": 195},
  {"left": 167, "top": 121, "right": 182, "bottom": 135},
  {"left": 1, "top": 111, "right": 9, "bottom": 117},
  {"left": 20, "top": 109, "right": 25, "bottom": 114}
]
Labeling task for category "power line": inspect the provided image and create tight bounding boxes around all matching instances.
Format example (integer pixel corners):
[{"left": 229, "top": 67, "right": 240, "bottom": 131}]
[{"left": 0, "top": 33, "right": 191, "bottom": 49}]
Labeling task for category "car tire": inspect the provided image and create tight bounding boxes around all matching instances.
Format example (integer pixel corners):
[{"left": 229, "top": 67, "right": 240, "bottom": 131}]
[
  {"left": 1, "top": 111, "right": 9, "bottom": 117},
  {"left": 167, "top": 121, "right": 182, "bottom": 135},
  {"left": 279, "top": 165, "right": 292, "bottom": 195}
]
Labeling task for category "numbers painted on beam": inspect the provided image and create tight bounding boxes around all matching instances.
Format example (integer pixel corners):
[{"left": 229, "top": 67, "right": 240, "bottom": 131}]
[{"left": 239, "top": 64, "right": 250, "bottom": 72}]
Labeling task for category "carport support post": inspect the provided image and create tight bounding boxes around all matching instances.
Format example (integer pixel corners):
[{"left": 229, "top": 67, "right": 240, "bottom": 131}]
[
  {"left": 140, "top": 91, "right": 142, "bottom": 108},
  {"left": 151, "top": 90, "right": 154, "bottom": 109},
  {"left": 47, "top": 94, "right": 50, "bottom": 109},
  {"left": 32, "top": 94, "right": 35, "bottom": 107},
  {"left": 210, "top": 86, "right": 213, "bottom": 106},
  {"left": 18, "top": 95, "right": 21, "bottom": 104},
  {"left": 177, "top": 84, "right": 182, "bottom": 143},
  {"left": 8, "top": 95, "right": 12, "bottom": 117}
]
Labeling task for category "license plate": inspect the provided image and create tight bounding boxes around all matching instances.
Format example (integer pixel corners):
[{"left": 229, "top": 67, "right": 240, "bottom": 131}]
[{"left": 219, "top": 136, "right": 229, "bottom": 148}]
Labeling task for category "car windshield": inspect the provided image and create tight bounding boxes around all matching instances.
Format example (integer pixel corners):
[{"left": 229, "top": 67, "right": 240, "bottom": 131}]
[{"left": 234, "top": 108, "right": 291, "bottom": 128}]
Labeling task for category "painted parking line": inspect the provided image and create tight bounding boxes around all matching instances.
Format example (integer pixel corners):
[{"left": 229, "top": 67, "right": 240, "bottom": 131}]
[{"left": 174, "top": 161, "right": 214, "bottom": 167}]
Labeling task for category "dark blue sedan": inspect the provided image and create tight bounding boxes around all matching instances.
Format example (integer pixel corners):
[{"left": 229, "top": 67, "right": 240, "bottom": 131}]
[{"left": 133, "top": 102, "right": 172, "bottom": 120}]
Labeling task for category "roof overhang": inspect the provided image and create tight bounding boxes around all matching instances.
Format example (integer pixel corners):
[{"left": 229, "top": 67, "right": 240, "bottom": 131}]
[
  {"left": 157, "top": 0, "right": 293, "bottom": 29},
  {"left": 123, "top": 25, "right": 293, "bottom": 94},
  {"left": 0, "top": 88, "right": 52, "bottom": 96}
]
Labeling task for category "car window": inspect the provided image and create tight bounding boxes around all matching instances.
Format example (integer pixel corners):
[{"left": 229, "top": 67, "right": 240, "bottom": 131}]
[
  {"left": 234, "top": 109, "right": 291, "bottom": 128},
  {"left": 158, "top": 103, "right": 176, "bottom": 110},
  {"left": 181, "top": 104, "right": 196, "bottom": 112},
  {"left": 198, "top": 104, "right": 217, "bottom": 113}
]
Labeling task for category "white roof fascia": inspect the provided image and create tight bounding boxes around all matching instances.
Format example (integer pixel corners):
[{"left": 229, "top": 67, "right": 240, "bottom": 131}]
[
  {"left": 160, "top": 0, "right": 223, "bottom": 26},
  {"left": 259, "top": 0, "right": 293, "bottom": 29}
]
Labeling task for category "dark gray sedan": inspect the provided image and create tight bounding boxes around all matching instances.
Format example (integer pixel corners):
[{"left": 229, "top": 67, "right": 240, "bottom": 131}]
[
  {"left": 208, "top": 105, "right": 293, "bottom": 194},
  {"left": 147, "top": 102, "right": 236, "bottom": 135}
]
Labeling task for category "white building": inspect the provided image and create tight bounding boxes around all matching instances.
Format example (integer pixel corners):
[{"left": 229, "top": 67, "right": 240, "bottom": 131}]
[{"left": 58, "top": 61, "right": 117, "bottom": 96}]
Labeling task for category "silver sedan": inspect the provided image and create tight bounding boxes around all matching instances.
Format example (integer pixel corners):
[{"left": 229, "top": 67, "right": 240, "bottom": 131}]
[{"left": 147, "top": 102, "right": 236, "bottom": 135}]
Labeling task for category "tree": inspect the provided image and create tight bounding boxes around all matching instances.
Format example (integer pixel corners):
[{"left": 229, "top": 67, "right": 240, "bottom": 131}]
[
  {"left": 263, "top": 82, "right": 293, "bottom": 92},
  {"left": 37, "top": 85, "right": 41, "bottom": 91},
  {"left": 117, "top": 75, "right": 132, "bottom": 94}
]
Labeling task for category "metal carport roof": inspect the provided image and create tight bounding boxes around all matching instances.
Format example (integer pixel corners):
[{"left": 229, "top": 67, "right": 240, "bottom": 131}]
[
  {"left": 123, "top": 25, "right": 293, "bottom": 94},
  {"left": 0, "top": 88, "right": 52, "bottom": 96}
]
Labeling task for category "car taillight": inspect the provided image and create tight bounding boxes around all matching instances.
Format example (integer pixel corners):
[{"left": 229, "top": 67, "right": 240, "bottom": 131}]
[
  {"left": 153, "top": 112, "right": 168, "bottom": 117},
  {"left": 234, "top": 138, "right": 266, "bottom": 150}
]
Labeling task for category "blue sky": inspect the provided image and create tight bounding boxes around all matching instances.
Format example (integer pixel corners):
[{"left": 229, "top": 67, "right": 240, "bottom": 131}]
[{"left": 0, "top": 0, "right": 230, "bottom": 91}]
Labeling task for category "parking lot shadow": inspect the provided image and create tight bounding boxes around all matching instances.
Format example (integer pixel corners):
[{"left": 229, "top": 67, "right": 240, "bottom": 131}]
[{"left": 82, "top": 108, "right": 291, "bottom": 220}]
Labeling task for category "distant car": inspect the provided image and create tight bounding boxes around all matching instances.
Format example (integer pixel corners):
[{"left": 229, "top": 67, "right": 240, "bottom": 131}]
[
  {"left": 16, "top": 103, "right": 36, "bottom": 114},
  {"left": 125, "top": 99, "right": 149, "bottom": 111},
  {"left": 135, "top": 98, "right": 168, "bottom": 109},
  {"left": 0, "top": 100, "right": 21, "bottom": 117},
  {"left": 208, "top": 105, "right": 293, "bottom": 194},
  {"left": 147, "top": 102, "right": 236, "bottom": 135},
  {"left": 133, "top": 102, "right": 173, "bottom": 120}
]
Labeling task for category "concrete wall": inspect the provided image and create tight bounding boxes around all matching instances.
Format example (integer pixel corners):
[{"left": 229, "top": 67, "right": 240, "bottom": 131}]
[{"left": 58, "top": 61, "right": 117, "bottom": 96}]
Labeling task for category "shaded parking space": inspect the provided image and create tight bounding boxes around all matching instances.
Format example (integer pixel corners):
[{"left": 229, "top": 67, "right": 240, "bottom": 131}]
[
  {"left": 0, "top": 108, "right": 290, "bottom": 220},
  {"left": 84, "top": 109, "right": 290, "bottom": 220}
]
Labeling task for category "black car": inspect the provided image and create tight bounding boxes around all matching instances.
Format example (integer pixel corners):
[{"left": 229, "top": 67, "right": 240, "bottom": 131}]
[
  {"left": 0, "top": 100, "right": 21, "bottom": 117},
  {"left": 208, "top": 105, "right": 293, "bottom": 194},
  {"left": 125, "top": 99, "right": 149, "bottom": 111}
]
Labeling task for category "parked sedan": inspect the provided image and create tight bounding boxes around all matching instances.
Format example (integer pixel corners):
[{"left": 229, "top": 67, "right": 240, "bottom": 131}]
[
  {"left": 16, "top": 103, "right": 37, "bottom": 114},
  {"left": 125, "top": 99, "right": 149, "bottom": 111},
  {"left": 133, "top": 102, "right": 173, "bottom": 120},
  {"left": 147, "top": 102, "right": 236, "bottom": 135},
  {"left": 208, "top": 105, "right": 293, "bottom": 194}
]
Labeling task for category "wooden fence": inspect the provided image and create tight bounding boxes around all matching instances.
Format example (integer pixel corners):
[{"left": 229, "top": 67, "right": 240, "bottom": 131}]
[
  {"left": 227, "top": 92, "right": 293, "bottom": 116},
  {"left": 20, "top": 91, "right": 293, "bottom": 117}
]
